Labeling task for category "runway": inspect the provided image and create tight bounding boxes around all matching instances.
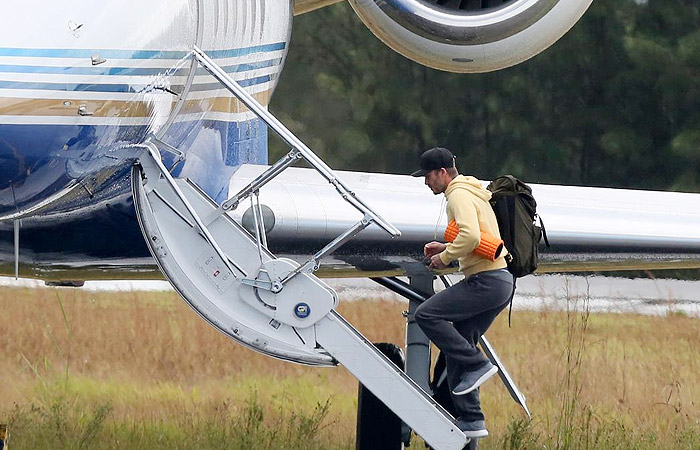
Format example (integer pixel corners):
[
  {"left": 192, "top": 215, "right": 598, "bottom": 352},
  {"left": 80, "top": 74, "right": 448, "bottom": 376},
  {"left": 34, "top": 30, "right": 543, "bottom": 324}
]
[{"left": 2, "top": 274, "right": 698, "bottom": 318}]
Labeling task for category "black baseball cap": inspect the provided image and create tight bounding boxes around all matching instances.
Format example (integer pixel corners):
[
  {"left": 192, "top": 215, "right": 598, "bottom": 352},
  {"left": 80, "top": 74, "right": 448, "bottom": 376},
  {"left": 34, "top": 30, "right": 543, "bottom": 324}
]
[{"left": 411, "top": 147, "right": 456, "bottom": 177}]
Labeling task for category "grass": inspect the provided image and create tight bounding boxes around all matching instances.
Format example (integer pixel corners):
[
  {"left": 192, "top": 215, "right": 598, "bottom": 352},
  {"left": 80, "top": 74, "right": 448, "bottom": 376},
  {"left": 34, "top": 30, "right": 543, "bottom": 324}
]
[{"left": 0, "top": 283, "right": 698, "bottom": 449}]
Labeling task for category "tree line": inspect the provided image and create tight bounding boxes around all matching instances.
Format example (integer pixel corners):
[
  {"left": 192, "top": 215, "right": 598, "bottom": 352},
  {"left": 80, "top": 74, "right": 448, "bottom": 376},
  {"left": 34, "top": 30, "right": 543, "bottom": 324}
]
[{"left": 270, "top": 0, "right": 699, "bottom": 192}]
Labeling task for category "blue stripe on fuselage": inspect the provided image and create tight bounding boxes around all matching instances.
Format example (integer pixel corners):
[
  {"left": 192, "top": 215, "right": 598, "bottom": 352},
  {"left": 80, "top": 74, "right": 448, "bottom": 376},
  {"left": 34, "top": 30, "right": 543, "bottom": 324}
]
[
  {"left": 0, "top": 75, "right": 273, "bottom": 93},
  {"left": 0, "top": 43, "right": 286, "bottom": 60},
  {"left": 0, "top": 58, "right": 283, "bottom": 76}
]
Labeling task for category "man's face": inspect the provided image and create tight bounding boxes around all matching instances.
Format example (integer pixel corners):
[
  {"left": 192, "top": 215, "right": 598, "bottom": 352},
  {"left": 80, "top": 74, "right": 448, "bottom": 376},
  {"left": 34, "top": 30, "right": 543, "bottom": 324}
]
[{"left": 424, "top": 168, "right": 448, "bottom": 194}]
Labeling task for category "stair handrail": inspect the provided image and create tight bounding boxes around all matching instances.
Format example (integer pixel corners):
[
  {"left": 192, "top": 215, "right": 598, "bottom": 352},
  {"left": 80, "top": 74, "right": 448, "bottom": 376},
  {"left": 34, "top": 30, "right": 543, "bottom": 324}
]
[
  {"left": 191, "top": 46, "right": 400, "bottom": 239},
  {"left": 138, "top": 140, "right": 247, "bottom": 280}
]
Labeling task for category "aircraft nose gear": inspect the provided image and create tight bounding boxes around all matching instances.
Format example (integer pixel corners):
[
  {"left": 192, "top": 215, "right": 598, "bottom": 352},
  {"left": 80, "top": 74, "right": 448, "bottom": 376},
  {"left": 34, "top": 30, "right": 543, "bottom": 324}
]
[{"left": 131, "top": 47, "right": 470, "bottom": 450}]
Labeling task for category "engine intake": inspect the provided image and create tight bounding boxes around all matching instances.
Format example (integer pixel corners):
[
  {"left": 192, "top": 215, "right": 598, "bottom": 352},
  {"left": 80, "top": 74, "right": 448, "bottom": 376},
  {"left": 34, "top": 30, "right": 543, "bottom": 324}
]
[{"left": 348, "top": 0, "right": 592, "bottom": 72}]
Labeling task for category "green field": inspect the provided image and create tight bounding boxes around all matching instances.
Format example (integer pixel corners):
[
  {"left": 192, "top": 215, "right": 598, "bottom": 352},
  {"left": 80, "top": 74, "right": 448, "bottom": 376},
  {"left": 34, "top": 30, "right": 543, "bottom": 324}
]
[{"left": 1, "top": 285, "right": 698, "bottom": 449}]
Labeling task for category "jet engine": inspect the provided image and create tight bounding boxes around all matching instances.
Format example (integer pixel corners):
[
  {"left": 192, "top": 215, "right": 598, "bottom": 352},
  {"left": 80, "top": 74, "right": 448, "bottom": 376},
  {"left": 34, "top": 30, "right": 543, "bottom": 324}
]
[{"left": 347, "top": 0, "right": 593, "bottom": 73}]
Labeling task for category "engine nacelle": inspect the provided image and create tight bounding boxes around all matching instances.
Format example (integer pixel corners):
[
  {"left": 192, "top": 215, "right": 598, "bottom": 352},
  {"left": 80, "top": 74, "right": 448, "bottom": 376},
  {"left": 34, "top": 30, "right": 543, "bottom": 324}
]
[{"left": 348, "top": 0, "right": 593, "bottom": 73}]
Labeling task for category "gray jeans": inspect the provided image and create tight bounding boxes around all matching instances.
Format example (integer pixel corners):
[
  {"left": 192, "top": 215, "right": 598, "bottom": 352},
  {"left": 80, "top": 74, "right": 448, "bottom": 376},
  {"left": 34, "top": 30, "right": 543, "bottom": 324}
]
[{"left": 415, "top": 269, "right": 514, "bottom": 421}]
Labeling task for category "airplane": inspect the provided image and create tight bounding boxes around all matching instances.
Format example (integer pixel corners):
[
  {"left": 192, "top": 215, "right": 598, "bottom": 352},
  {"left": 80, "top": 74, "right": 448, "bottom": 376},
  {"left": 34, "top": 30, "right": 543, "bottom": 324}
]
[{"left": 1, "top": 0, "right": 700, "bottom": 449}]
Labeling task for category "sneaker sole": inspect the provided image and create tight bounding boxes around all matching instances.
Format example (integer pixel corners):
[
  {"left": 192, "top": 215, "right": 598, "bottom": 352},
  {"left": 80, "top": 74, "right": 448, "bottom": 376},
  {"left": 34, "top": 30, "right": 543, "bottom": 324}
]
[
  {"left": 452, "top": 365, "right": 498, "bottom": 396},
  {"left": 462, "top": 429, "right": 489, "bottom": 438}
]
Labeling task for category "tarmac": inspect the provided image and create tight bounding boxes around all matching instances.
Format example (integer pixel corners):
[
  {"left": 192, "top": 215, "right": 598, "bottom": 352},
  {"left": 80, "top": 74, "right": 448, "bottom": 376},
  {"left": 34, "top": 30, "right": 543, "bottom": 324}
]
[{"left": 1, "top": 274, "right": 699, "bottom": 317}]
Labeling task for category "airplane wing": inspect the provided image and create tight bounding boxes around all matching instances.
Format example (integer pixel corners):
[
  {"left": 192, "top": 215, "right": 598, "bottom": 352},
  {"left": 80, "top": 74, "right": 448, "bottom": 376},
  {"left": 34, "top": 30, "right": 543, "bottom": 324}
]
[
  {"left": 226, "top": 164, "right": 700, "bottom": 277},
  {"left": 3, "top": 164, "right": 699, "bottom": 281}
]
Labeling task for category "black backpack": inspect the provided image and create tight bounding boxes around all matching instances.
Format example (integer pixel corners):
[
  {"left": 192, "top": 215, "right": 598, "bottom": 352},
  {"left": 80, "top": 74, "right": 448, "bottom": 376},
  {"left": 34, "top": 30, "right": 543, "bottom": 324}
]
[
  {"left": 487, "top": 175, "right": 549, "bottom": 325},
  {"left": 487, "top": 175, "right": 549, "bottom": 278}
]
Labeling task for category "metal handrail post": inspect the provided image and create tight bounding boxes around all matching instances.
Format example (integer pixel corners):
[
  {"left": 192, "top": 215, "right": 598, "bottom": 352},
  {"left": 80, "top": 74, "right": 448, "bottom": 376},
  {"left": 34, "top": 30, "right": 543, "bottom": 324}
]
[
  {"left": 278, "top": 214, "right": 372, "bottom": 287},
  {"left": 250, "top": 194, "right": 265, "bottom": 263},
  {"left": 192, "top": 46, "right": 400, "bottom": 238},
  {"left": 140, "top": 141, "right": 244, "bottom": 279},
  {"left": 222, "top": 150, "right": 301, "bottom": 211},
  {"left": 254, "top": 191, "right": 268, "bottom": 249},
  {"left": 202, "top": 150, "right": 301, "bottom": 226}
]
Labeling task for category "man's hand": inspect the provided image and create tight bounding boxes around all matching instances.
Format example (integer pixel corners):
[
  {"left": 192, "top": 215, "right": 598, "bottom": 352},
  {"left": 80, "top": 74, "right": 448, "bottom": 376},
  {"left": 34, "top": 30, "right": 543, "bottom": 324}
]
[
  {"left": 429, "top": 254, "right": 447, "bottom": 269},
  {"left": 424, "top": 241, "right": 446, "bottom": 257}
]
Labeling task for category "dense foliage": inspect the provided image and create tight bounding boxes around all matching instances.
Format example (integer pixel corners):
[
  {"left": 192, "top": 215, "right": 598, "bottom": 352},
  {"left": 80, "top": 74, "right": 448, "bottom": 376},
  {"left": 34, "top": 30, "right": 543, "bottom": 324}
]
[{"left": 270, "top": 0, "right": 699, "bottom": 191}]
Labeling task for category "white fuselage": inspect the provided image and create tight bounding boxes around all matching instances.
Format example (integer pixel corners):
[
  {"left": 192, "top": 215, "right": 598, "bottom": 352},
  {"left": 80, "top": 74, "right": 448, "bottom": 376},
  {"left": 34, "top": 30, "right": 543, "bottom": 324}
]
[{"left": 0, "top": 0, "right": 292, "bottom": 216}]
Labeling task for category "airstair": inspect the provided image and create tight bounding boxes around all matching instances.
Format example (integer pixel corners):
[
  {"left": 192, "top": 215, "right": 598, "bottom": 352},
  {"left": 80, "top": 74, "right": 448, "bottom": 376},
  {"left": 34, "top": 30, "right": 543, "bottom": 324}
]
[{"left": 131, "top": 47, "right": 469, "bottom": 450}]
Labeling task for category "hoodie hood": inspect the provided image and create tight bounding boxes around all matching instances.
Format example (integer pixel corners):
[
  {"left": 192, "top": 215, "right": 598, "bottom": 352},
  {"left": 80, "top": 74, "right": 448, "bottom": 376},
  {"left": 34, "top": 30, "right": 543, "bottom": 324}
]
[{"left": 445, "top": 175, "right": 491, "bottom": 202}]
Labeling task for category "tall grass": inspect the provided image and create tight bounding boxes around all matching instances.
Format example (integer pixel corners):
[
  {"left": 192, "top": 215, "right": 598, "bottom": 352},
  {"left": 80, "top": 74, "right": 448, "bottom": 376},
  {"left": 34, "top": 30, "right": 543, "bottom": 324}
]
[
  {"left": 1, "top": 283, "right": 698, "bottom": 449},
  {"left": 491, "top": 278, "right": 699, "bottom": 450},
  {"left": 7, "top": 390, "right": 344, "bottom": 450},
  {"left": 556, "top": 279, "right": 592, "bottom": 449}
]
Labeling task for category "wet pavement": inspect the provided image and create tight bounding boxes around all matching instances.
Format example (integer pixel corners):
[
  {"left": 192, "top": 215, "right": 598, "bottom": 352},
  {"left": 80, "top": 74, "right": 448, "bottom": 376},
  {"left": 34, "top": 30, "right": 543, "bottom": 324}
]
[{"left": 2, "top": 274, "right": 699, "bottom": 317}]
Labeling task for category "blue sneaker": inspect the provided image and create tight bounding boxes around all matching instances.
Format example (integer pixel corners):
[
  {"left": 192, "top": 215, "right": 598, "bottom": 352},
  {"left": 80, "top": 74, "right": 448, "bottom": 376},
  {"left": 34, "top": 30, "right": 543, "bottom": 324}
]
[
  {"left": 452, "top": 362, "right": 498, "bottom": 396},
  {"left": 457, "top": 418, "right": 488, "bottom": 438}
]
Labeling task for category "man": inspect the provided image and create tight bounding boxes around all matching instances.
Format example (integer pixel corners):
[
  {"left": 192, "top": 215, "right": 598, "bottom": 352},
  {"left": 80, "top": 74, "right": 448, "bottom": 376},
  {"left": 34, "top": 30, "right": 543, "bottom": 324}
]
[{"left": 412, "top": 147, "right": 514, "bottom": 439}]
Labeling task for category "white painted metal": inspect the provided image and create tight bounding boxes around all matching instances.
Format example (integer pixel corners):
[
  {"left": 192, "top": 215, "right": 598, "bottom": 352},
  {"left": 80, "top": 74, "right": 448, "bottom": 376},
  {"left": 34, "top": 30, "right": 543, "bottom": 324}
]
[
  {"left": 480, "top": 335, "right": 531, "bottom": 418},
  {"left": 316, "top": 311, "right": 468, "bottom": 450},
  {"left": 13, "top": 220, "right": 19, "bottom": 279},
  {"left": 348, "top": 0, "right": 593, "bottom": 72},
  {"left": 193, "top": 46, "right": 401, "bottom": 239},
  {"left": 1, "top": 0, "right": 291, "bottom": 126},
  {"left": 134, "top": 149, "right": 469, "bottom": 450},
  {"left": 227, "top": 165, "right": 700, "bottom": 250},
  {"left": 134, "top": 150, "right": 338, "bottom": 366}
]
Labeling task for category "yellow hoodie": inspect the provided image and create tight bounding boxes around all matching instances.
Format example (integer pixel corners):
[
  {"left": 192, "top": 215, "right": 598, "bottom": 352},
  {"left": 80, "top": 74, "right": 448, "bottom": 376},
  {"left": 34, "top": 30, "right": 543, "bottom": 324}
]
[{"left": 438, "top": 175, "right": 508, "bottom": 277}]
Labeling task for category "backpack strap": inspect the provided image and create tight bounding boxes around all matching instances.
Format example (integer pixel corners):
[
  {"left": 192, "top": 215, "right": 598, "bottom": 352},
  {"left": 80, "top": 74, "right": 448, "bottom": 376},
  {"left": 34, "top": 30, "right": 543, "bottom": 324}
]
[
  {"left": 507, "top": 274, "right": 517, "bottom": 328},
  {"left": 506, "top": 187, "right": 517, "bottom": 253},
  {"left": 537, "top": 214, "right": 550, "bottom": 248}
]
